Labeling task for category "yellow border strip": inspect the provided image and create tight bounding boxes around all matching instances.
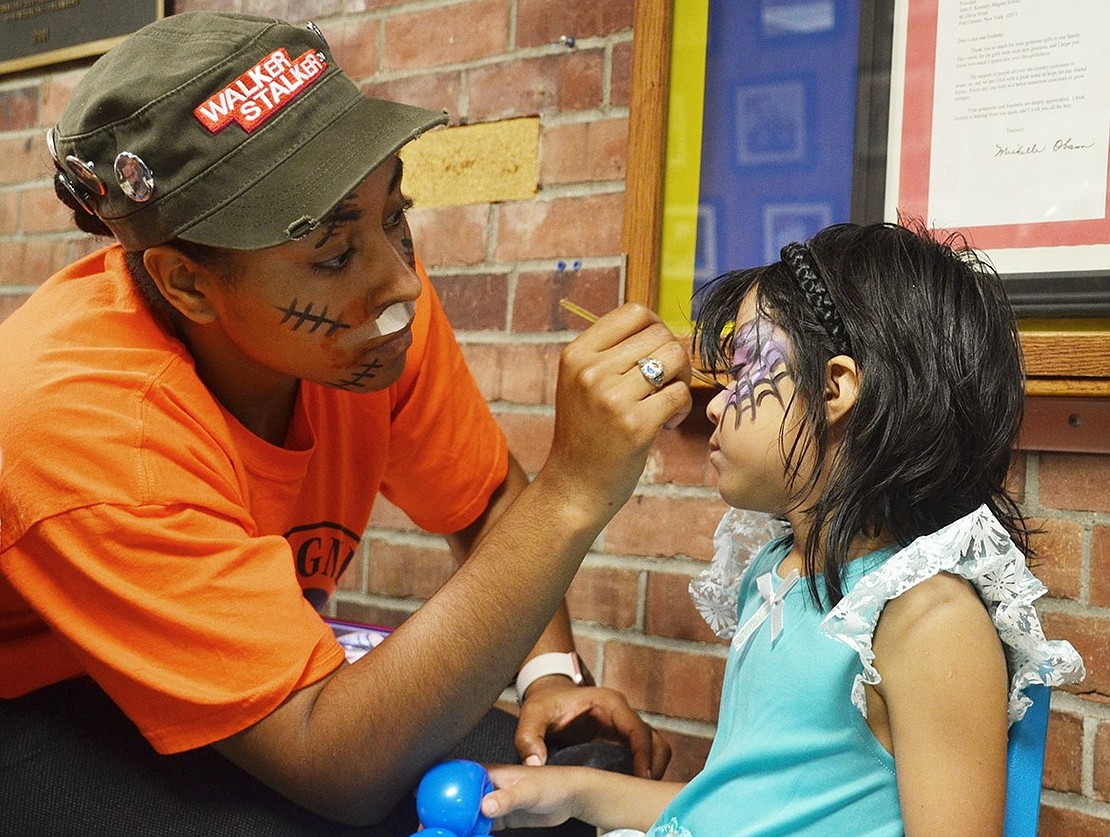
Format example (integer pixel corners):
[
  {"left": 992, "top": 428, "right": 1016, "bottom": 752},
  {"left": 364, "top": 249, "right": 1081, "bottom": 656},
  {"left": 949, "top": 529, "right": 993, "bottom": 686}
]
[{"left": 657, "top": 0, "right": 709, "bottom": 334}]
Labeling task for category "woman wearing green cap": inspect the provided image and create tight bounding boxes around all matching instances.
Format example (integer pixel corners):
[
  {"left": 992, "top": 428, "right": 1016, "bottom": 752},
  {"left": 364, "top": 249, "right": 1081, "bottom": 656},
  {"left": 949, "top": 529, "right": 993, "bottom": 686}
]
[{"left": 0, "top": 12, "right": 691, "bottom": 835}]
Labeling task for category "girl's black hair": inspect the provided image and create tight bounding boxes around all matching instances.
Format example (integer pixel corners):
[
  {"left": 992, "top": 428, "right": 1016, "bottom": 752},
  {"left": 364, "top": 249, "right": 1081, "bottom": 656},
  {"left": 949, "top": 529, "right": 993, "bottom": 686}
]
[
  {"left": 693, "top": 221, "right": 1029, "bottom": 608},
  {"left": 55, "top": 173, "right": 228, "bottom": 319}
]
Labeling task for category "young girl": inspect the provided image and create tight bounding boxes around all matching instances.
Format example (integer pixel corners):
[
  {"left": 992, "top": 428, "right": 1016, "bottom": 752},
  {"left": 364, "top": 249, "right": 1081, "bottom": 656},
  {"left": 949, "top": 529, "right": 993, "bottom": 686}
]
[{"left": 479, "top": 222, "right": 1085, "bottom": 835}]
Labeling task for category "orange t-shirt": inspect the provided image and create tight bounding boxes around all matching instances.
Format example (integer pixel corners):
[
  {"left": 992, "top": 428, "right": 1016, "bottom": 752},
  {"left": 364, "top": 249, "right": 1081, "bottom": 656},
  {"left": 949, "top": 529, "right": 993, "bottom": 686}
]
[{"left": 0, "top": 245, "right": 508, "bottom": 753}]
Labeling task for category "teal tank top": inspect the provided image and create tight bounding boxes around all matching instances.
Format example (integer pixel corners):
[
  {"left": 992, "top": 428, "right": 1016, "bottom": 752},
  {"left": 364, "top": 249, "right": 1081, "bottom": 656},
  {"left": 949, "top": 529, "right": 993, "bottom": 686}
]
[{"left": 650, "top": 539, "right": 903, "bottom": 836}]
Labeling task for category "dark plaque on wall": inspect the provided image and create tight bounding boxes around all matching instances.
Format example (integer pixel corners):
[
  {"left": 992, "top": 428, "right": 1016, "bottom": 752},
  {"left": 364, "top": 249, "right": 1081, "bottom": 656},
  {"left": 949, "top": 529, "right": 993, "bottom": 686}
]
[{"left": 0, "top": 0, "right": 162, "bottom": 75}]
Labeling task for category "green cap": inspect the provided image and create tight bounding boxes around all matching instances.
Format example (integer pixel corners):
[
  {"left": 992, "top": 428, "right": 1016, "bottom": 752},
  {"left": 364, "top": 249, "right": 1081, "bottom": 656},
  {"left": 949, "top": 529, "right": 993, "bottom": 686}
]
[{"left": 49, "top": 12, "right": 447, "bottom": 251}]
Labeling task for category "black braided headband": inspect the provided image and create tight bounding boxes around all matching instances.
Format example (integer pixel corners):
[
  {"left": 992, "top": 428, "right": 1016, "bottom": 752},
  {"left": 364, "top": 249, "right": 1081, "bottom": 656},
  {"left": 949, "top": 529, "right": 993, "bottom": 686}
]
[{"left": 780, "top": 242, "right": 853, "bottom": 355}]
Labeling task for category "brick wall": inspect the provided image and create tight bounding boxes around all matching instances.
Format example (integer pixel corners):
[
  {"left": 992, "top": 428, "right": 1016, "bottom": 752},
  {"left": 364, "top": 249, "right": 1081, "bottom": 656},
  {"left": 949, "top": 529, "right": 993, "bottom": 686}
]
[{"left": 1, "top": 1, "right": 1107, "bottom": 832}]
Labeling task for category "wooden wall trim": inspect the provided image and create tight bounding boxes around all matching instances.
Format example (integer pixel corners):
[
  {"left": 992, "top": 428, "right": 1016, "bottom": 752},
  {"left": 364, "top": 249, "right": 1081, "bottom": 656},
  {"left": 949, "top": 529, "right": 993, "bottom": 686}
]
[{"left": 622, "top": 0, "right": 672, "bottom": 312}]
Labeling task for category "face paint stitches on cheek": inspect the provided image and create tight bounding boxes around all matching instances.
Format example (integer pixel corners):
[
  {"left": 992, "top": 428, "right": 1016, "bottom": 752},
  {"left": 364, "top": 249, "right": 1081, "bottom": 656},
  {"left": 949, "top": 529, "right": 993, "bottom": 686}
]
[
  {"left": 273, "top": 298, "right": 353, "bottom": 336},
  {"left": 725, "top": 317, "right": 790, "bottom": 427},
  {"left": 328, "top": 359, "right": 385, "bottom": 390}
]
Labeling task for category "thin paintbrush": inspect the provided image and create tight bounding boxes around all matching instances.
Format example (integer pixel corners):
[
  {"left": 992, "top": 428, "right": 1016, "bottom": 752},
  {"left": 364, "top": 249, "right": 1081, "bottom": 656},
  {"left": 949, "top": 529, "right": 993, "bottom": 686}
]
[{"left": 558, "top": 298, "right": 721, "bottom": 388}]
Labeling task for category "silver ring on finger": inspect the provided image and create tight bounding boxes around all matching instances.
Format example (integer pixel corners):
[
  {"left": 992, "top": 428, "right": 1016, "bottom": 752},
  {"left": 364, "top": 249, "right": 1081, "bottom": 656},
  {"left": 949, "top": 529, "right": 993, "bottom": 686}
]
[{"left": 636, "top": 356, "right": 666, "bottom": 389}]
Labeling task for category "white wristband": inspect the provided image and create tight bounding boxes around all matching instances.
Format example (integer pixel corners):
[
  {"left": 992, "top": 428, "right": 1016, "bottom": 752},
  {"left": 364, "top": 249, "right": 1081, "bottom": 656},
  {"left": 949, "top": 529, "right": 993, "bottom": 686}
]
[{"left": 515, "top": 652, "right": 584, "bottom": 703}]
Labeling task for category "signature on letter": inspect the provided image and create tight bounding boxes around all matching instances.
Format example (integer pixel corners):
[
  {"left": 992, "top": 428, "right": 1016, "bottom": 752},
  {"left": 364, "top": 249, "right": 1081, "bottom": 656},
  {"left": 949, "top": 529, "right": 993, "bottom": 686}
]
[
  {"left": 994, "top": 142, "right": 1044, "bottom": 157},
  {"left": 1053, "top": 137, "right": 1094, "bottom": 152}
]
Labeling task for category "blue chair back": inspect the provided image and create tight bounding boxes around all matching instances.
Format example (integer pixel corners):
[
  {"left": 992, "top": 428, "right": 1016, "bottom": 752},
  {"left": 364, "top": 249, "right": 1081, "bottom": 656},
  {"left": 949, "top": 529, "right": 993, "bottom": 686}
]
[{"left": 1004, "top": 683, "right": 1051, "bottom": 837}]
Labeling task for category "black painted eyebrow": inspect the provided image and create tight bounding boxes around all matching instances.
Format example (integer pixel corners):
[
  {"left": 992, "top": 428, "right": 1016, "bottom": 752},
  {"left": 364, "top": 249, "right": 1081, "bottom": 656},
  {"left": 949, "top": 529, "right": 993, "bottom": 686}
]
[
  {"left": 315, "top": 197, "right": 362, "bottom": 249},
  {"left": 312, "top": 157, "right": 403, "bottom": 250}
]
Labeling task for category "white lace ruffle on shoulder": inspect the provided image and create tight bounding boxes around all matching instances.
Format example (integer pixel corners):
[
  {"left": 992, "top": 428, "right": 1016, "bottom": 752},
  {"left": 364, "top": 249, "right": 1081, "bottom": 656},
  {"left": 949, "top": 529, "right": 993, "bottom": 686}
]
[
  {"left": 822, "top": 504, "right": 1086, "bottom": 726},
  {"left": 689, "top": 508, "right": 789, "bottom": 639}
]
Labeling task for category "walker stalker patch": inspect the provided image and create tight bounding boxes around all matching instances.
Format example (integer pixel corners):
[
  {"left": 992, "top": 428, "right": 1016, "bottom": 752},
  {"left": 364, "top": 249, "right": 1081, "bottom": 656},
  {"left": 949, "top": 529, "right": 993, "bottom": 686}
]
[{"left": 193, "top": 48, "right": 327, "bottom": 134}]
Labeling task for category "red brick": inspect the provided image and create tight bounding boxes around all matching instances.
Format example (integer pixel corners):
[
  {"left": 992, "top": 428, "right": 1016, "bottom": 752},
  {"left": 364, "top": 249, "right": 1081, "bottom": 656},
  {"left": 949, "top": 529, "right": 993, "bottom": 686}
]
[
  {"left": 499, "top": 343, "right": 561, "bottom": 404},
  {"left": 1043, "top": 710, "right": 1084, "bottom": 793},
  {"left": 659, "top": 728, "right": 713, "bottom": 782},
  {"left": 1028, "top": 518, "right": 1084, "bottom": 601},
  {"left": 0, "top": 135, "right": 50, "bottom": 187},
  {"left": 1039, "top": 453, "right": 1110, "bottom": 513},
  {"left": 39, "top": 70, "right": 84, "bottom": 127},
  {"left": 367, "top": 539, "right": 455, "bottom": 600},
  {"left": 368, "top": 494, "right": 422, "bottom": 532},
  {"left": 1095, "top": 720, "right": 1110, "bottom": 801},
  {"left": 0, "top": 87, "right": 38, "bottom": 131},
  {"left": 1090, "top": 527, "right": 1110, "bottom": 608},
  {"left": 240, "top": 0, "right": 342, "bottom": 23},
  {"left": 541, "top": 118, "right": 628, "bottom": 185},
  {"left": 384, "top": 1, "right": 510, "bottom": 71},
  {"left": 493, "top": 411, "right": 554, "bottom": 475},
  {"left": 496, "top": 193, "right": 624, "bottom": 262},
  {"left": 0, "top": 239, "right": 71, "bottom": 286},
  {"left": 333, "top": 600, "right": 412, "bottom": 632},
  {"left": 1036, "top": 805, "right": 1110, "bottom": 837},
  {"left": 175, "top": 0, "right": 237, "bottom": 12},
  {"left": 0, "top": 293, "right": 30, "bottom": 325},
  {"left": 335, "top": 541, "right": 367, "bottom": 594},
  {"left": 0, "top": 190, "right": 19, "bottom": 234},
  {"left": 21, "top": 185, "right": 72, "bottom": 235},
  {"left": 511, "top": 266, "right": 621, "bottom": 333},
  {"left": 456, "top": 343, "right": 502, "bottom": 401},
  {"left": 1039, "top": 611, "right": 1110, "bottom": 699},
  {"left": 363, "top": 72, "right": 464, "bottom": 123},
  {"left": 322, "top": 19, "right": 382, "bottom": 81},
  {"left": 409, "top": 205, "right": 489, "bottom": 268},
  {"left": 602, "top": 641, "right": 724, "bottom": 723},
  {"left": 642, "top": 396, "right": 717, "bottom": 487},
  {"left": 550, "top": 49, "right": 607, "bottom": 113},
  {"left": 460, "top": 341, "right": 562, "bottom": 405},
  {"left": 605, "top": 494, "right": 730, "bottom": 560},
  {"left": 645, "top": 571, "right": 723, "bottom": 645},
  {"left": 347, "top": 0, "right": 415, "bottom": 10},
  {"left": 68, "top": 235, "right": 106, "bottom": 263},
  {"left": 610, "top": 41, "right": 633, "bottom": 107},
  {"left": 430, "top": 272, "right": 508, "bottom": 332},
  {"left": 574, "top": 635, "right": 601, "bottom": 680},
  {"left": 1007, "top": 452, "right": 1027, "bottom": 504},
  {"left": 516, "top": 0, "right": 635, "bottom": 48},
  {"left": 468, "top": 51, "right": 604, "bottom": 121},
  {"left": 566, "top": 565, "right": 639, "bottom": 629}
]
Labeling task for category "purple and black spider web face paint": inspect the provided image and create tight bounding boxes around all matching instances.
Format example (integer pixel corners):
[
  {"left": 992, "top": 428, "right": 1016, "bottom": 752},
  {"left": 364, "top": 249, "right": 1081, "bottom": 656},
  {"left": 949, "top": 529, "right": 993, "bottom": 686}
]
[{"left": 723, "top": 316, "right": 791, "bottom": 427}]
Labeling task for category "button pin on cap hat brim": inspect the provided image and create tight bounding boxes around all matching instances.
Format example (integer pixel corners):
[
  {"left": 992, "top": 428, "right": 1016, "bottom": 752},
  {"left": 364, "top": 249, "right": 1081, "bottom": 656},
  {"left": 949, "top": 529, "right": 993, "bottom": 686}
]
[
  {"left": 64, "top": 155, "right": 106, "bottom": 197},
  {"left": 46, "top": 127, "right": 61, "bottom": 165},
  {"left": 305, "top": 20, "right": 328, "bottom": 45},
  {"left": 114, "top": 152, "right": 155, "bottom": 203}
]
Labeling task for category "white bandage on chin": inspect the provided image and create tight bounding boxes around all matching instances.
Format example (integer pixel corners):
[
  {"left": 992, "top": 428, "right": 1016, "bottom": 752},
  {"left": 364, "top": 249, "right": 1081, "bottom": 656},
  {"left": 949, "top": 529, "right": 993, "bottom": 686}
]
[{"left": 370, "top": 300, "right": 415, "bottom": 338}]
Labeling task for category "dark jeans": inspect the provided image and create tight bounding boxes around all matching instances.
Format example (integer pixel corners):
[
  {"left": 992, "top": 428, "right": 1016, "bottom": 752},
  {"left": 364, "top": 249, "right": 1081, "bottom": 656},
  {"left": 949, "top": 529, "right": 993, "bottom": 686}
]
[{"left": 0, "top": 678, "right": 601, "bottom": 837}]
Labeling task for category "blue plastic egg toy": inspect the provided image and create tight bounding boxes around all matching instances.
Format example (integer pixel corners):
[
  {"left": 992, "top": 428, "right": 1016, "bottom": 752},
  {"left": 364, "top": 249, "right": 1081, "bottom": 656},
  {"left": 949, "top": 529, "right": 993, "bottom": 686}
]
[{"left": 414, "top": 759, "right": 494, "bottom": 836}]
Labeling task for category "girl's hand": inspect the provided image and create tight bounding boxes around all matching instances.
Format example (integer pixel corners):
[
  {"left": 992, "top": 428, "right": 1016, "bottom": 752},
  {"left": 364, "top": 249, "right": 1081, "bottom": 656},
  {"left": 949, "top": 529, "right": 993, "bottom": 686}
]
[
  {"left": 482, "top": 763, "right": 683, "bottom": 833},
  {"left": 514, "top": 681, "right": 671, "bottom": 779},
  {"left": 480, "top": 764, "right": 585, "bottom": 829}
]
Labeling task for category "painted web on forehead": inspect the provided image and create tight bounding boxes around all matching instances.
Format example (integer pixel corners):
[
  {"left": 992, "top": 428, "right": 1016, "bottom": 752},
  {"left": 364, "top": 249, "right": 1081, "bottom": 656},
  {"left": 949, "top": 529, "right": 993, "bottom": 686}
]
[{"left": 726, "top": 317, "right": 789, "bottom": 426}]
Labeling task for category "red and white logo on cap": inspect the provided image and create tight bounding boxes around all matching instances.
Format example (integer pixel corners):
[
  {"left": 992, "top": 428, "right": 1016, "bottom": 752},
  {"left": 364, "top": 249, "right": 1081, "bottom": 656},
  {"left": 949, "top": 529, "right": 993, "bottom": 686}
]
[{"left": 193, "top": 48, "right": 327, "bottom": 134}]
